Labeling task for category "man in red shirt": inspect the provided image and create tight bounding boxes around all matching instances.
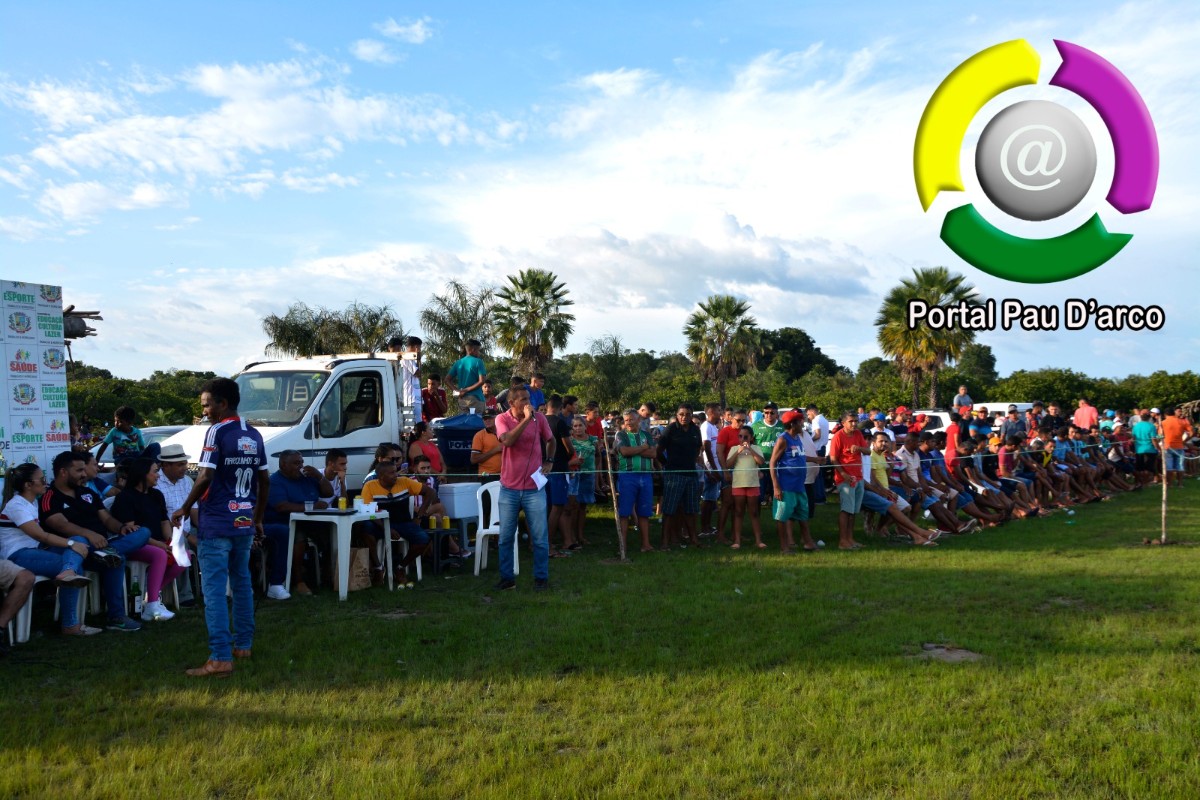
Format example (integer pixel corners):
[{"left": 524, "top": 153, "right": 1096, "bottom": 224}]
[
  {"left": 827, "top": 411, "right": 870, "bottom": 550},
  {"left": 421, "top": 374, "right": 449, "bottom": 421}
]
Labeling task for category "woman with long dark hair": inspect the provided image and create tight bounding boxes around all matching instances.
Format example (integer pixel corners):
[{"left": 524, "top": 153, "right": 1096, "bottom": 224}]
[
  {"left": 407, "top": 423, "right": 444, "bottom": 476},
  {"left": 0, "top": 463, "right": 97, "bottom": 635},
  {"left": 110, "top": 458, "right": 187, "bottom": 621}
]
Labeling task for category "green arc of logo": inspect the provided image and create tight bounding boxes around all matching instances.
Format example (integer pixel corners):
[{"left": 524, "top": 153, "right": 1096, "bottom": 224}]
[{"left": 940, "top": 205, "right": 1132, "bottom": 284}]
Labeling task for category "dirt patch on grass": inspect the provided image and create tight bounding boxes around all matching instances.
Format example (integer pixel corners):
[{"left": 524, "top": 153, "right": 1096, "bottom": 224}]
[
  {"left": 909, "top": 643, "right": 983, "bottom": 663},
  {"left": 377, "top": 609, "right": 422, "bottom": 620}
]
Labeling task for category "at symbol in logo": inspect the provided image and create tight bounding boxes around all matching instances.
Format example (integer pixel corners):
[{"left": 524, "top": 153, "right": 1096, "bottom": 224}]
[
  {"left": 1000, "top": 124, "right": 1066, "bottom": 192},
  {"left": 913, "top": 40, "right": 1159, "bottom": 283}
]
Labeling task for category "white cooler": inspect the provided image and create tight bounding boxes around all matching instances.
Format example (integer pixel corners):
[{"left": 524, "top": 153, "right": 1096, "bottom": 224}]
[{"left": 438, "top": 482, "right": 479, "bottom": 518}]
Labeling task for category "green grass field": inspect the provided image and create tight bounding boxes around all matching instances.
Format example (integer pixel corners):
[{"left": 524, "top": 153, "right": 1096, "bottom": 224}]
[{"left": 3, "top": 484, "right": 1200, "bottom": 798}]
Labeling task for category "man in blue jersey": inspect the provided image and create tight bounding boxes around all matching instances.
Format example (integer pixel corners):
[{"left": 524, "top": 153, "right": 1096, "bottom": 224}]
[{"left": 172, "top": 378, "right": 270, "bottom": 678}]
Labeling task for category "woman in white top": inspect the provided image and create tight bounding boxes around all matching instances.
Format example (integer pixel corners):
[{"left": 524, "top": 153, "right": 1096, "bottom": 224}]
[
  {"left": 723, "top": 427, "right": 766, "bottom": 549},
  {"left": 0, "top": 463, "right": 99, "bottom": 635}
]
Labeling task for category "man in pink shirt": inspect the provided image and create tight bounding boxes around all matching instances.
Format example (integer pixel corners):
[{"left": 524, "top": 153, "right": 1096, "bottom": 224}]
[
  {"left": 494, "top": 385, "right": 555, "bottom": 591},
  {"left": 1072, "top": 398, "right": 1099, "bottom": 430}
]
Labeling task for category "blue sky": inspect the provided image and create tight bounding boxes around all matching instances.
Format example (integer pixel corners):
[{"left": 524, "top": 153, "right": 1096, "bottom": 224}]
[{"left": 1, "top": 1, "right": 1195, "bottom": 380}]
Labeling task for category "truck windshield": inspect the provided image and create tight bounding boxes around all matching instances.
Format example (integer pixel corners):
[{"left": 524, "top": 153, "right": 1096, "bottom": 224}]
[{"left": 234, "top": 371, "right": 329, "bottom": 426}]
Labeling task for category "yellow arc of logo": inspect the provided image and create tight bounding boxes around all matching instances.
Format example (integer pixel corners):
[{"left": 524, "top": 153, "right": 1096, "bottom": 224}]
[{"left": 914, "top": 39, "right": 1041, "bottom": 210}]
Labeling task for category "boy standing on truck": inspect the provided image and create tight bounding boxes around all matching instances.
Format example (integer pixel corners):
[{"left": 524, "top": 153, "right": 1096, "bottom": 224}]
[{"left": 389, "top": 336, "right": 423, "bottom": 429}]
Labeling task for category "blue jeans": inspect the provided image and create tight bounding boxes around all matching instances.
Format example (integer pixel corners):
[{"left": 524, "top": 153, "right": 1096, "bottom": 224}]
[
  {"left": 9, "top": 537, "right": 89, "bottom": 628},
  {"left": 198, "top": 535, "right": 255, "bottom": 662},
  {"left": 498, "top": 486, "right": 548, "bottom": 582},
  {"left": 103, "top": 527, "right": 152, "bottom": 621}
]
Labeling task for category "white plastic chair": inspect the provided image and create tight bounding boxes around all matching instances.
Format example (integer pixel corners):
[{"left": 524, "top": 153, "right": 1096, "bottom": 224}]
[
  {"left": 127, "top": 561, "right": 180, "bottom": 611},
  {"left": 473, "top": 482, "right": 518, "bottom": 576},
  {"left": 9, "top": 575, "right": 47, "bottom": 644}
]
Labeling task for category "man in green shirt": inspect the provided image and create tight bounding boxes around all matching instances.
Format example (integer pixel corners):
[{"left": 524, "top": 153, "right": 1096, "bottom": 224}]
[
  {"left": 445, "top": 339, "right": 488, "bottom": 416},
  {"left": 751, "top": 402, "right": 783, "bottom": 504}
]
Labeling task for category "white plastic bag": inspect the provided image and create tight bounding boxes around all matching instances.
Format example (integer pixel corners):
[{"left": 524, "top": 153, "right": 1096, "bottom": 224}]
[{"left": 170, "top": 526, "right": 192, "bottom": 568}]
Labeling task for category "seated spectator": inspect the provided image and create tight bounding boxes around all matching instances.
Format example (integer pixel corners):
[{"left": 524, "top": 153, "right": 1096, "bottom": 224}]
[
  {"left": 407, "top": 422, "right": 445, "bottom": 476},
  {"left": 0, "top": 556, "right": 35, "bottom": 653},
  {"left": 262, "top": 450, "right": 334, "bottom": 600},
  {"left": 360, "top": 458, "right": 438, "bottom": 583},
  {"left": 411, "top": 456, "right": 469, "bottom": 559},
  {"left": 39, "top": 450, "right": 148, "bottom": 632},
  {"left": 157, "top": 443, "right": 199, "bottom": 607},
  {"left": 870, "top": 415, "right": 895, "bottom": 442},
  {"left": 109, "top": 457, "right": 188, "bottom": 621},
  {"left": 365, "top": 443, "right": 405, "bottom": 483},
  {"left": 470, "top": 410, "right": 503, "bottom": 479},
  {"left": 321, "top": 448, "right": 349, "bottom": 506},
  {"left": 1, "top": 463, "right": 94, "bottom": 636}
]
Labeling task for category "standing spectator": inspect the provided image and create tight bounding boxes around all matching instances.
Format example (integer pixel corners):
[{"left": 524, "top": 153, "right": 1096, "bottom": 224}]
[
  {"left": 1073, "top": 398, "right": 1099, "bottom": 431},
  {"left": 40, "top": 450, "right": 147, "bottom": 632},
  {"left": 1160, "top": 406, "right": 1193, "bottom": 489},
  {"left": 171, "top": 378, "right": 270, "bottom": 678},
  {"left": 421, "top": 374, "right": 449, "bottom": 422},
  {"left": 752, "top": 403, "right": 784, "bottom": 503},
  {"left": 470, "top": 409, "right": 504, "bottom": 479},
  {"left": 657, "top": 404, "right": 704, "bottom": 549},
  {"left": 827, "top": 411, "right": 870, "bottom": 550},
  {"left": 999, "top": 406, "right": 1027, "bottom": 441},
  {"left": 391, "top": 336, "right": 423, "bottom": 428},
  {"left": 637, "top": 402, "right": 657, "bottom": 436},
  {"left": 806, "top": 404, "right": 831, "bottom": 502},
  {"left": 698, "top": 403, "right": 723, "bottom": 538},
  {"left": 566, "top": 417, "right": 599, "bottom": 548},
  {"left": 157, "top": 443, "right": 199, "bottom": 608},
  {"left": 770, "top": 409, "right": 818, "bottom": 552},
  {"left": 494, "top": 375, "right": 525, "bottom": 413},
  {"left": 1042, "top": 403, "right": 1067, "bottom": 432},
  {"left": 714, "top": 409, "right": 748, "bottom": 543},
  {"left": 723, "top": 424, "right": 765, "bottom": 549},
  {"left": 952, "top": 385, "right": 973, "bottom": 414},
  {"left": 614, "top": 410, "right": 656, "bottom": 554},
  {"left": 527, "top": 374, "right": 547, "bottom": 413},
  {"left": 445, "top": 339, "right": 488, "bottom": 416},
  {"left": 481, "top": 380, "right": 499, "bottom": 411},
  {"left": 545, "top": 395, "right": 574, "bottom": 552},
  {"left": 494, "top": 385, "right": 555, "bottom": 591}
]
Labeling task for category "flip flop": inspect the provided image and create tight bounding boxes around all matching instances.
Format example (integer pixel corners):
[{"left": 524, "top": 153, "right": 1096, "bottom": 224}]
[
  {"left": 730, "top": 543, "right": 741, "bottom": 550},
  {"left": 756, "top": 543, "right": 768, "bottom": 550}
]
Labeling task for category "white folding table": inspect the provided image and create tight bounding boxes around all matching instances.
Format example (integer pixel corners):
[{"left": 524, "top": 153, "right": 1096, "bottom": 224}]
[{"left": 285, "top": 509, "right": 392, "bottom": 600}]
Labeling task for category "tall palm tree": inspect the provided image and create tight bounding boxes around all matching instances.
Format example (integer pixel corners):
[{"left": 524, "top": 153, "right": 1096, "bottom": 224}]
[
  {"left": 329, "top": 302, "right": 406, "bottom": 356},
  {"left": 875, "top": 267, "right": 983, "bottom": 408},
  {"left": 418, "top": 280, "right": 496, "bottom": 368},
  {"left": 492, "top": 269, "right": 575, "bottom": 376},
  {"left": 262, "top": 302, "right": 403, "bottom": 358},
  {"left": 683, "top": 294, "right": 760, "bottom": 407}
]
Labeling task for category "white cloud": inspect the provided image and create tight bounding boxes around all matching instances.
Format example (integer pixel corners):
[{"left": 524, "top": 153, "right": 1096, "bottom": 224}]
[
  {"left": 38, "top": 180, "right": 176, "bottom": 220},
  {"left": 0, "top": 79, "right": 123, "bottom": 130},
  {"left": 0, "top": 215, "right": 51, "bottom": 241},
  {"left": 350, "top": 39, "right": 400, "bottom": 65},
  {"left": 375, "top": 17, "right": 433, "bottom": 44},
  {"left": 280, "top": 170, "right": 359, "bottom": 192}
]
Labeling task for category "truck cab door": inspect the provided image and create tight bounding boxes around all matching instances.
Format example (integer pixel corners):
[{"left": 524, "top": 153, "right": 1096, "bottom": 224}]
[{"left": 314, "top": 369, "right": 388, "bottom": 489}]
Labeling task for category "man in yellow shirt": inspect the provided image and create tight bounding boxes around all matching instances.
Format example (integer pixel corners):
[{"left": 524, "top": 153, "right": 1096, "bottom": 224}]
[{"left": 361, "top": 459, "right": 443, "bottom": 581}]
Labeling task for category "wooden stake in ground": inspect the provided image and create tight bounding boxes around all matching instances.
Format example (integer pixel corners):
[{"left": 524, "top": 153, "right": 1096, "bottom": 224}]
[
  {"left": 604, "top": 444, "right": 627, "bottom": 562},
  {"left": 1161, "top": 441, "right": 1168, "bottom": 545}
]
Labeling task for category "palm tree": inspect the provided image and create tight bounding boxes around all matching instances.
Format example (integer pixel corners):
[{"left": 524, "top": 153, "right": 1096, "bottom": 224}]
[
  {"left": 492, "top": 269, "right": 575, "bottom": 376},
  {"left": 875, "top": 267, "right": 983, "bottom": 408},
  {"left": 262, "top": 302, "right": 404, "bottom": 358},
  {"left": 683, "top": 295, "right": 760, "bottom": 407},
  {"left": 418, "top": 280, "right": 496, "bottom": 368},
  {"left": 329, "top": 302, "right": 406, "bottom": 356}
]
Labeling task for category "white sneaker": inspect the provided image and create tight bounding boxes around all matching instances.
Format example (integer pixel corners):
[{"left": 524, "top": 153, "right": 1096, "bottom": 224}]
[
  {"left": 141, "top": 600, "right": 175, "bottom": 621},
  {"left": 267, "top": 584, "right": 291, "bottom": 600}
]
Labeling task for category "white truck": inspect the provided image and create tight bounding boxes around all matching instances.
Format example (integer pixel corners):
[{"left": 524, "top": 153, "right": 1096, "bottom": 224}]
[{"left": 158, "top": 353, "right": 429, "bottom": 492}]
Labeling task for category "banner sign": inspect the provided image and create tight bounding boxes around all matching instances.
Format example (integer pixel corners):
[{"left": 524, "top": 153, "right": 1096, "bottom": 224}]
[{"left": 0, "top": 281, "right": 67, "bottom": 469}]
